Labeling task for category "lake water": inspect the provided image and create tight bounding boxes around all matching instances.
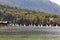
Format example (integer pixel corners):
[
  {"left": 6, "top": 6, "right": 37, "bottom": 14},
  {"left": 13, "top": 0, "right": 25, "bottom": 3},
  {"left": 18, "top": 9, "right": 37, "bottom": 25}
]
[{"left": 0, "top": 26, "right": 60, "bottom": 35}]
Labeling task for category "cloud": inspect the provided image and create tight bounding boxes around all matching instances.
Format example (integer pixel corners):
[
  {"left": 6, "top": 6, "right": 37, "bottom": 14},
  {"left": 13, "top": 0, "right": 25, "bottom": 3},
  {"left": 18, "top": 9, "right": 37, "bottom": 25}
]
[{"left": 50, "top": 0, "right": 60, "bottom": 5}]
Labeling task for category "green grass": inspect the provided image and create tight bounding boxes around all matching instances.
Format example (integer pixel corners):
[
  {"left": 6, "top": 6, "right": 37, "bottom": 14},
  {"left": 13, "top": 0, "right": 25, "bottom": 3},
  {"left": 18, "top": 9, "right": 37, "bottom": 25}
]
[{"left": 0, "top": 34, "right": 60, "bottom": 40}]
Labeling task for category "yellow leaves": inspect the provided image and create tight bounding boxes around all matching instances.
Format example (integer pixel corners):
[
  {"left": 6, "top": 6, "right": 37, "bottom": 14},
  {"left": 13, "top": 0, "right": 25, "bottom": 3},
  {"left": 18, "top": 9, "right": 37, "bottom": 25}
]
[
  {"left": 54, "top": 18, "right": 60, "bottom": 24},
  {"left": 25, "top": 14, "right": 36, "bottom": 22},
  {"left": 0, "top": 10, "right": 4, "bottom": 13}
]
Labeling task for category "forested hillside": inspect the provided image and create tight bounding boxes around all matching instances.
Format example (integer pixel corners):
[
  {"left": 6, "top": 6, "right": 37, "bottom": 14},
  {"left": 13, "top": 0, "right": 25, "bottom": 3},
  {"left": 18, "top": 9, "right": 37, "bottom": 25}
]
[{"left": 0, "top": 4, "right": 60, "bottom": 26}]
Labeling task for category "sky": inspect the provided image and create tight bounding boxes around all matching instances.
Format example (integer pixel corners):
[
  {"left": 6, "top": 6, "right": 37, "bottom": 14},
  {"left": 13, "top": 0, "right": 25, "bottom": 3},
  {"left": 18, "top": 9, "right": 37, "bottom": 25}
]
[{"left": 50, "top": 0, "right": 60, "bottom": 5}]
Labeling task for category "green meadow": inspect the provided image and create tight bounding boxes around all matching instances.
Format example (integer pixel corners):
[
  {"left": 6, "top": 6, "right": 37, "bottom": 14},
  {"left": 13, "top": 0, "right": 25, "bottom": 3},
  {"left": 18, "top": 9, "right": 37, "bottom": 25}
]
[{"left": 0, "top": 34, "right": 60, "bottom": 40}]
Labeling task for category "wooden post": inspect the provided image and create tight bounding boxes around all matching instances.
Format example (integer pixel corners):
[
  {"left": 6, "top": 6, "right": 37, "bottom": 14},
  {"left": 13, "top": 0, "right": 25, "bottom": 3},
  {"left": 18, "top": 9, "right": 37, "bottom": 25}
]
[
  {"left": 38, "top": 24, "right": 40, "bottom": 27},
  {"left": 46, "top": 24, "right": 48, "bottom": 27},
  {"left": 56, "top": 25, "right": 58, "bottom": 27},
  {"left": 29, "top": 24, "right": 31, "bottom": 27},
  {"left": 41, "top": 24, "right": 43, "bottom": 27},
  {"left": 12, "top": 24, "right": 14, "bottom": 26},
  {"left": 34, "top": 24, "right": 36, "bottom": 27},
  {"left": 24, "top": 24, "right": 26, "bottom": 27},
  {"left": 49, "top": 25, "right": 51, "bottom": 27},
  {"left": 20, "top": 24, "right": 22, "bottom": 27}
]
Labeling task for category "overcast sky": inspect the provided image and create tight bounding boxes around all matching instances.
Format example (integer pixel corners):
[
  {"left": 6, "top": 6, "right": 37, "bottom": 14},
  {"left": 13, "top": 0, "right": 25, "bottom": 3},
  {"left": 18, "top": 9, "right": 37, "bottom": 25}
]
[{"left": 50, "top": 0, "right": 60, "bottom": 5}]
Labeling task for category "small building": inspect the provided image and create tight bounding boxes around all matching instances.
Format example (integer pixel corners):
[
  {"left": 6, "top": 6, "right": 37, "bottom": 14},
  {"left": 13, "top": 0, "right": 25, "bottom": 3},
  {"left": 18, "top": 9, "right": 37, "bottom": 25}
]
[
  {"left": 49, "top": 17, "right": 54, "bottom": 21},
  {"left": 0, "top": 21, "right": 9, "bottom": 26},
  {"left": 45, "top": 16, "right": 57, "bottom": 21},
  {"left": 45, "top": 16, "right": 58, "bottom": 26}
]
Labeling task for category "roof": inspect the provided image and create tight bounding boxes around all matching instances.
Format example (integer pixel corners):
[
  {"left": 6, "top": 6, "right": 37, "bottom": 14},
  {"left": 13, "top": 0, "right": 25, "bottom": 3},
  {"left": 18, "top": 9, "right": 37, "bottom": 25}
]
[{"left": 0, "top": 21, "right": 8, "bottom": 23}]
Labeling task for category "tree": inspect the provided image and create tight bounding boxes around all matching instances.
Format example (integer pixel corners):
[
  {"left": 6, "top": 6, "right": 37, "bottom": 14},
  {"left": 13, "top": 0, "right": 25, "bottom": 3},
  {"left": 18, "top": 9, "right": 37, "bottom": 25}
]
[{"left": 31, "top": 16, "right": 41, "bottom": 26}]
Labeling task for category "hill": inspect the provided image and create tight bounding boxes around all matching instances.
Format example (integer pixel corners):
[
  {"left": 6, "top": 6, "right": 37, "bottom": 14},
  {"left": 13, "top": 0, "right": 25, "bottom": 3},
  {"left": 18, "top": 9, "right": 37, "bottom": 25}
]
[
  {"left": 0, "top": 0, "right": 60, "bottom": 15},
  {"left": 0, "top": 4, "right": 60, "bottom": 25}
]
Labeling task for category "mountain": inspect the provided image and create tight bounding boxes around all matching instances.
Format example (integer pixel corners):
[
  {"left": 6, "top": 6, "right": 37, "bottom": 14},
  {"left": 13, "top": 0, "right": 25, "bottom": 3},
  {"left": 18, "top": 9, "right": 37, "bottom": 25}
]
[{"left": 0, "top": 0, "right": 60, "bottom": 15}]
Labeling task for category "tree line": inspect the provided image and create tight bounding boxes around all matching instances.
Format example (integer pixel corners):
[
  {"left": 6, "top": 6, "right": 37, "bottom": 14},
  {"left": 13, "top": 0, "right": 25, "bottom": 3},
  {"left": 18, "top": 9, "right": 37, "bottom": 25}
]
[{"left": 0, "top": 4, "right": 60, "bottom": 26}]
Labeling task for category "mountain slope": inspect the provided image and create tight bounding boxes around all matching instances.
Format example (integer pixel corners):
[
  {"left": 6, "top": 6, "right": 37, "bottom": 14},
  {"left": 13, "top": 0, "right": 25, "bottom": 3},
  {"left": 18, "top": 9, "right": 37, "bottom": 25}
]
[{"left": 0, "top": 0, "right": 60, "bottom": 15}]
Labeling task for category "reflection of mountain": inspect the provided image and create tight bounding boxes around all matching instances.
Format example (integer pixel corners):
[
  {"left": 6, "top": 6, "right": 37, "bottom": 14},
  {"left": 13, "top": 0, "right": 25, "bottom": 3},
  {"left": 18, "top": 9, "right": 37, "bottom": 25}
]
[{"left": 0, "top": 0, "right": 60, "bottom": 15}]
